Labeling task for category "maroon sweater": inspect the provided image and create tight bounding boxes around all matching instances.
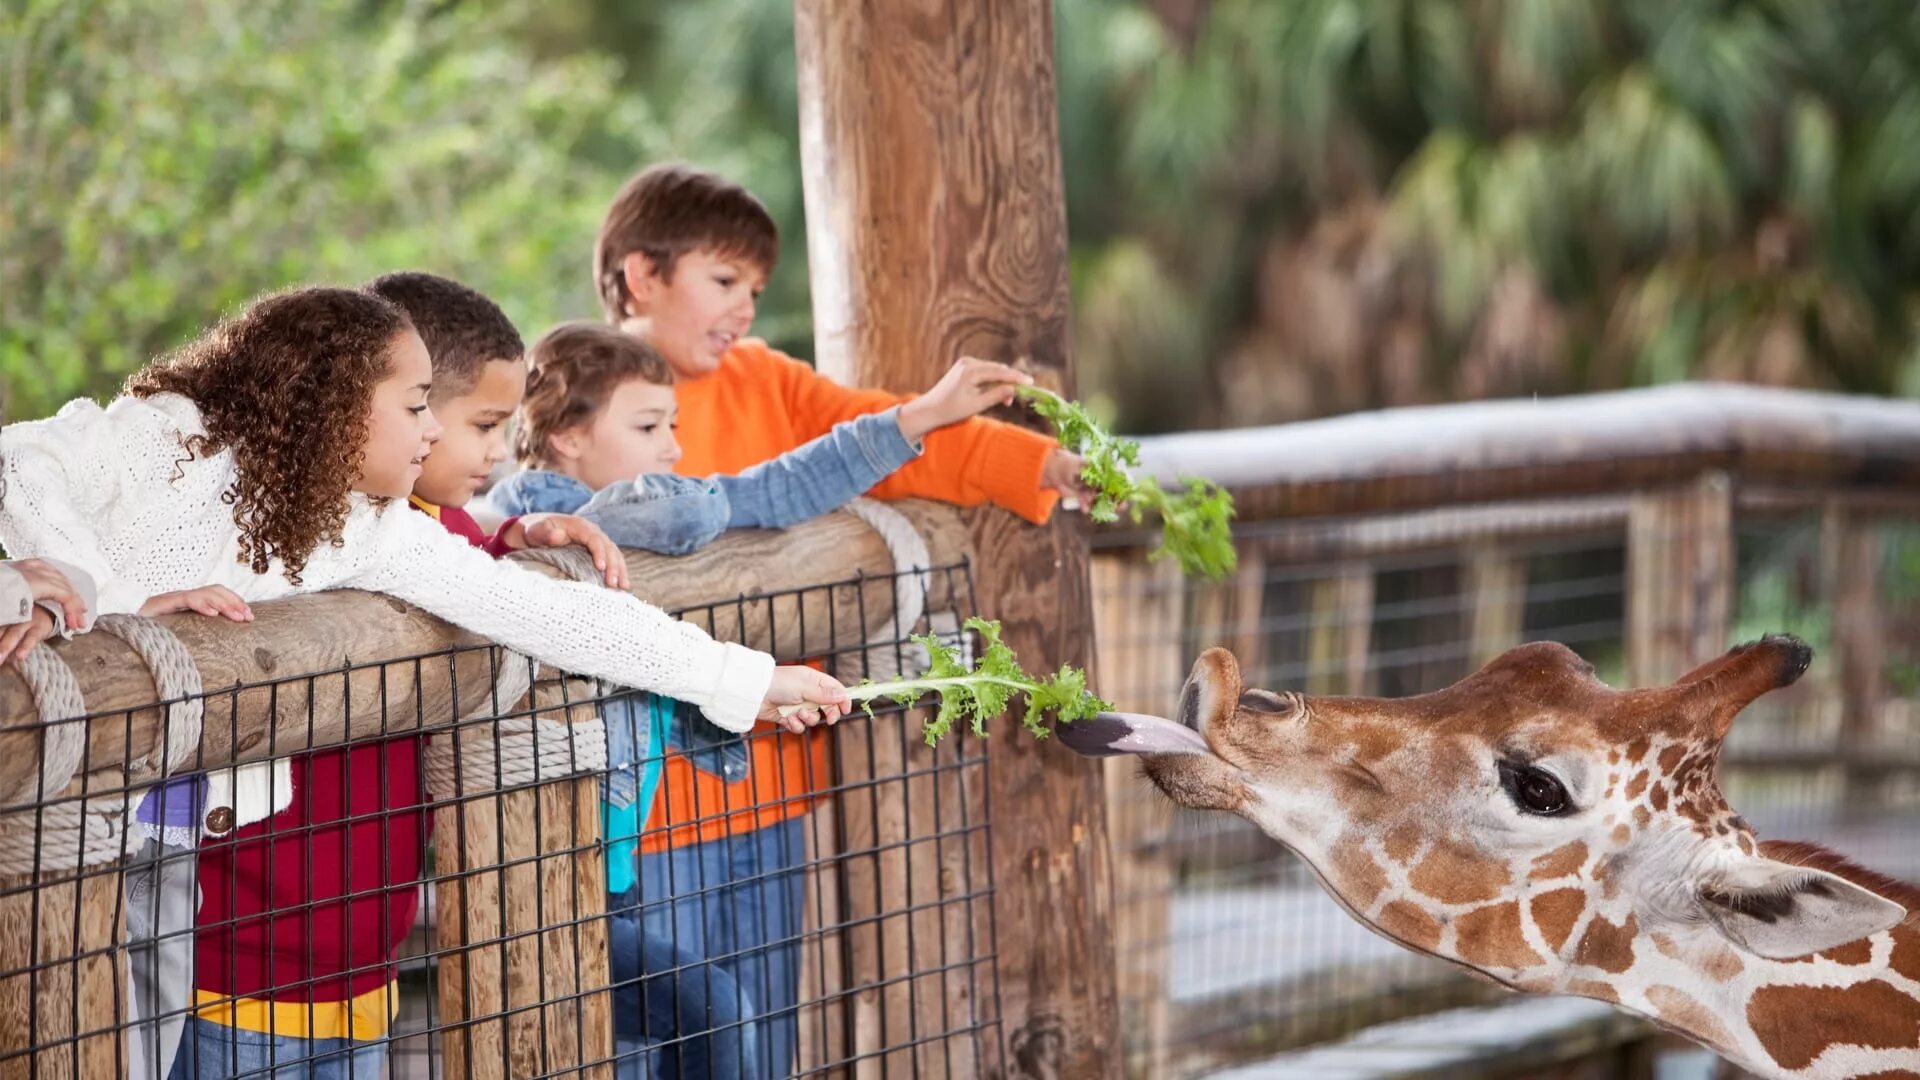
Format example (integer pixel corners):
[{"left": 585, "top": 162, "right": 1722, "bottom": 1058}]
[{"left": 192, "top": 502, "right": 516, "bottom": 1006}]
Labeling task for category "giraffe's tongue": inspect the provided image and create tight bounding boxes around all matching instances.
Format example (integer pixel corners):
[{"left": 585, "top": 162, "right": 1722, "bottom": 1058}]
[{"left": 1055, "top": 712, "right": 1212, "bottom": 758}]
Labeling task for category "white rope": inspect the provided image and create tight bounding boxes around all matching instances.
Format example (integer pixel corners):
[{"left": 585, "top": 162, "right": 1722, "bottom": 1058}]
[
  {"left": 422, "top": 650, "right": 611, "bottom": 798},
  {"left": 0, "top": 644, "right": 123, "bottom": 876},
  {"left": 422, "top": 546, "right": 611, "bottom": 798},
  {"left": 95, "top": 613, "right": 205, "bottom": 778},
  {"left": 838, "top": 499, "right": 967, "bottom": 682},
  {"left": 0, "top": 612, "right": 208, "bottom": 875}
]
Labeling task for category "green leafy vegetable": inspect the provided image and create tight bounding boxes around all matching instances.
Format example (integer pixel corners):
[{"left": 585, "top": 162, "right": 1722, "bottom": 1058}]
[
  {"left": 1018, "top": 385, "right": 1237, "bottom": 580},
  {"left": 783, "top": 617, "right": 1111, "bottom": 746}
]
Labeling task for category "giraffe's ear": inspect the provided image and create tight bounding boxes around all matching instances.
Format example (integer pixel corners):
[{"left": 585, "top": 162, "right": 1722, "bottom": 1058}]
[
  {"left": 1697, "top": 859, "right": 1907, "bottom": 959},
  {"left": 1176, "top": 648, "right": 1242, "bottom": 736}
]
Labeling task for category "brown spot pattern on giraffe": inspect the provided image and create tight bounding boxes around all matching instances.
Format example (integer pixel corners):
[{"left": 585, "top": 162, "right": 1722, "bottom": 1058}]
[
  {"left": 1647, "top": 985, "right": 1735, "bottom": 1053},
  {"left": 1330, "top": 842, "right": 1388, "bottom": 909},
  {"left": 1410, "top": 843, "right": 1510, "bottom": 905},
  {"left": 1658, "top": 744, "right": 1686, "bottom": 773},
  {"left": 1624, "top": 771, "right": 1649, "bottom": 800},
  {"left": 1574, "top": 913, "right": 1638, "bottom": 973},
  {"left": 1889, "top": 924, "right": 1920, "bottom": 982},
  {"left": 1376, "top": 900, "right": 1443, "bottom": 952},
  {"left": 1528, "top": 888, "right": 1586, "bottom": 953},
  {"left": 1748, "top": 981, "right": 1920, "bottom": 1071},
  {"left": 1648, "top": 784, "right": 1669, "bottom": 811},
  {"left": 1530, "top": 841, "right": 1586, "bottom": 879},
  {"left": 1382, "top": 822, "right": 1422, "bottom": 865},
  {"left": 1566, "top": 977, "right": 1619, "bottom": 1003},
  {"left": 1454, "top": 901, "right": 1543, "bottom": 970}
]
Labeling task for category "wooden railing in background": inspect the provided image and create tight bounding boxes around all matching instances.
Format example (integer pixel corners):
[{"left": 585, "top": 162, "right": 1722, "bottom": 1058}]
[{"left": 1091, "top": 383, "right": 1920, "bottom": 1078}]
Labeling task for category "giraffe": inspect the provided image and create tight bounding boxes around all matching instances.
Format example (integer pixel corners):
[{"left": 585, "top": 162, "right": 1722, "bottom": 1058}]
[{"left": 1059, "top": 634, "right": 1920, "bottom": 1079}]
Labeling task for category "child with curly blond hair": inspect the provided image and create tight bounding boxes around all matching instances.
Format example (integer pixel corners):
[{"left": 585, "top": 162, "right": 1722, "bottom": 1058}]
[{"left": 0, "top": 286, "right": 848, "bottom": 1079}]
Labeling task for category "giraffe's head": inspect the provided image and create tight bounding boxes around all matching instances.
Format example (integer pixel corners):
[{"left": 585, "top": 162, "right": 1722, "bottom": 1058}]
[{"left": 1066, "top": 636, "right": 1908, "bottom": 998}]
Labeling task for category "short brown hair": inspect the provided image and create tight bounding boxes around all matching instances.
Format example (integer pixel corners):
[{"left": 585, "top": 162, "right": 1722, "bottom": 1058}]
[
  {"left": 518, "top": 322, "right": 673, "bottom": 466},
  {"left": 594, "top": 163, "right": 779, "bottom": 321},
  {"left": 365, "top": 271, "right": 525, "bottom": 402}
]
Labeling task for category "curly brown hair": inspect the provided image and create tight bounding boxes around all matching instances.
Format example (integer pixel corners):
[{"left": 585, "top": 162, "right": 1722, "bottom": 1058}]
[{"left": 126, "top": 287, "right": 413, "bottom": 584}]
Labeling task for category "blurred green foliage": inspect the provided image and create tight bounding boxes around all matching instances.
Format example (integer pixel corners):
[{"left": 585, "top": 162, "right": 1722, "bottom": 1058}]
[
  {"left": 8, "top": 0, "right": 1920, "bottom": 433},
  {"left": 0, "top": 0, "right": 810, "bottom": 419}
]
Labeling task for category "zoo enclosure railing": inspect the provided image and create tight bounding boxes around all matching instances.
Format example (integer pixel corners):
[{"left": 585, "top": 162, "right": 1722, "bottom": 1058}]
[{"left": 0, "top": 500, "right": 1004, "bottom": 1079}]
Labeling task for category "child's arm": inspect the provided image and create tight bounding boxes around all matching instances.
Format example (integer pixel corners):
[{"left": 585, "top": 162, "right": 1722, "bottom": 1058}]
[
  {"left": 346, "top": 507, "right": 837, "bottom": 733},
  {"left": 715, "top": 406, "right": 919, "bottom": 530},
  {"left": 0, "top": 557, "right": 98, "bottom": 662},
  {"left": 561, "top": 407, "right": 912, "bottom": 557},
  {"left": 0, "top": 399, "right": 150, "bottom": 616},
  {"left": 749, "top": 343, "right": 1066, "bottom": 525}
]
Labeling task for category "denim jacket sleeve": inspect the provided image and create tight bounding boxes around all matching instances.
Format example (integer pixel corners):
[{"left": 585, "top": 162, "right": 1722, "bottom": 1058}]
[
  {"left": 716, "top": 406, "right": 921, "bottom": 530},
  {"left": 576, "top": 476, "right": 732, "bottom": 557}
]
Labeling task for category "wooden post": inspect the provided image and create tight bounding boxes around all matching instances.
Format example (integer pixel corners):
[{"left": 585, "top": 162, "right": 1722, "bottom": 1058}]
[
  {"left": 0, "top": 860, "right": 125, "bottom": 1079},
  {"left": 1824, "top": 503, "right": 1886, "bottom": 792},
  {"left": 1090, "top": 554, "right": 1181, "bottom": 1077},
  {"left": 1464, "top": 545, "right": 1529, "bottom": 670},
  {"left": 1307, "top": 564, "right": 1374, "bottom": 696},
  {"left": 432, "top": 671, "right": 611, "bottom": 1080},
  {"left": 1627, "top": 472, "right": 1734, "bottom": 686},
  {"left": 795, "top": 2, "right": 1121, "bottom": 1076}
]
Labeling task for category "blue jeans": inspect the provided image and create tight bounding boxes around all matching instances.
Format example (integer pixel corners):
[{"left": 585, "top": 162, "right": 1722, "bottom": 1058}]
[
  {"left": 635, "top": 818, "right": 807, "bottom": 1079},
  {"left": 168, "top": 1018, "right": 384, "bottom": 1079},
  {"left": 609, "top": 889, "right": 757, "bottom": 1079}
]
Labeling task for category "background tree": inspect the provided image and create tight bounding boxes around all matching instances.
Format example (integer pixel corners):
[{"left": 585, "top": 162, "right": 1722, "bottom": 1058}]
[{"left": 8, "top": 0, "right": 1920, "bottom": 433}]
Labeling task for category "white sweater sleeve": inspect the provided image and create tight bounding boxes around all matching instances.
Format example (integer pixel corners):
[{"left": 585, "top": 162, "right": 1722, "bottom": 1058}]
[
  {"left": 0, "top": 399, "right": 148, "bottom": 616},
  {"left": 339, "top": 505, "right": 774, "bottom": 733}
]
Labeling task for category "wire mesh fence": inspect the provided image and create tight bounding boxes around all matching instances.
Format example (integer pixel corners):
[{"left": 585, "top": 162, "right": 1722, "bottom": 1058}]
[
  {"left": 1092, "top": 483, "right": 1920, "bottom": 1079},
  {"left": 0, "top": 561, "right": 1001, "bottom": 1080}
]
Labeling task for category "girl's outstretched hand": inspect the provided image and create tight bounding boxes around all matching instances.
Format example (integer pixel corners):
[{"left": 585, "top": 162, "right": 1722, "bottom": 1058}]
[{"left": 759, "top": 665, "right": 850, "bottom": 735}]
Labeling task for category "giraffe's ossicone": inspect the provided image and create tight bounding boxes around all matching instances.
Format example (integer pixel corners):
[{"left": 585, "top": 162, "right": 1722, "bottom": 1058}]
[{"left": 1061, "top": 635, "right": 1920, "bottom": 1079}]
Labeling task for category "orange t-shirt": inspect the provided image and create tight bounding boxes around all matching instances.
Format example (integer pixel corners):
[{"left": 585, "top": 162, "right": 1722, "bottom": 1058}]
[{"left": 641, "top": 339, "right": 1059, "bottom": 851}]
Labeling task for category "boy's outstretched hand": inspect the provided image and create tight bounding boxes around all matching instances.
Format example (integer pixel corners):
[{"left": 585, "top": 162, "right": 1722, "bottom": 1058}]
[
  {"left": 898, "top": 357, "right": 1034, "bottom": 441},
  {"left": 504, "top": 513, "right": 629, "bottom": 591},
  {"left": 759, "top": 665, "right": 850, "bottom": 735},
  {"left": 1040, "top": 448, "right": 1101, "bottom": 511}
]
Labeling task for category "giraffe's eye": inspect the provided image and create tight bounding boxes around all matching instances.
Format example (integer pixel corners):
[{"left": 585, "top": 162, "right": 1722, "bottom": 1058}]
[{"left": 1498, "top": 761, "right": 1573, "bottom": 817}]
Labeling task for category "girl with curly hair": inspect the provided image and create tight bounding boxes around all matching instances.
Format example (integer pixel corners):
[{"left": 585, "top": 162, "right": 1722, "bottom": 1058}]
[{"left": 0, "top": 286, "right": 846, "bottom": 1080}]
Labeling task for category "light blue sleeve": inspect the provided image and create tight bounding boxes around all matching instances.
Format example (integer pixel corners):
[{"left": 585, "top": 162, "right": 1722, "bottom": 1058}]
[
  {"left": 717, "top": 406, "right": 921, "bottom": 530},
  {"left": 575, "top": 474, "right": 733, "bottom": 556}
]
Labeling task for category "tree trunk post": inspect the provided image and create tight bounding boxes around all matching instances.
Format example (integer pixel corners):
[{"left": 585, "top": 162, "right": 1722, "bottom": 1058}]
[{"left": 794, "top": 2, "right": 1121, "bottom": 1075}]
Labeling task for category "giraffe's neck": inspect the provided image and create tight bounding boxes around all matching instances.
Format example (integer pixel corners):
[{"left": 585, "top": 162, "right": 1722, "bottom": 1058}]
[
  {"left": 1542, "top": 913, "right": 1920, "bottom": 1080},
  {"left": 1322, "top": 827, "right": 1920, "bottom": 1080}
]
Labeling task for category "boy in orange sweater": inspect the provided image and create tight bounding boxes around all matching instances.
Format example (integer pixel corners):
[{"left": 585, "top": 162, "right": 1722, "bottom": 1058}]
[{"left": 593, "top": 163, "right": 1090, "bottom": 1076}]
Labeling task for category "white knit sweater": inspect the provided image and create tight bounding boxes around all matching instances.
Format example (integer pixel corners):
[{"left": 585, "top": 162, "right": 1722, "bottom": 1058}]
[{"left": 0, "top": 393, "right": 774, "bottom": 733}]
